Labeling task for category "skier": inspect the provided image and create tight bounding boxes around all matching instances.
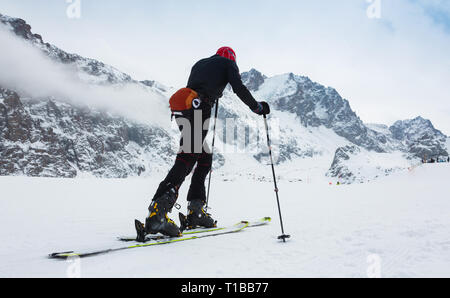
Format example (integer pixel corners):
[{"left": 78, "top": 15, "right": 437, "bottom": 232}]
[{"left": 137, "top": 47, "right": 270, "bottom": 239}]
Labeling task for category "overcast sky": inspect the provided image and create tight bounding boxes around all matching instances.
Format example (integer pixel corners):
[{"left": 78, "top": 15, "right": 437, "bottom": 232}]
[{"left": 1, "top": 0, "right": 449, "bottom": 134}]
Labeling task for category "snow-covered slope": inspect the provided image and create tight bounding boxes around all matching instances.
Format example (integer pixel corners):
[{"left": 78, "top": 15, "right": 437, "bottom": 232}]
[{"left": 1, "top": 163, "right": 449, "bottom": 277}]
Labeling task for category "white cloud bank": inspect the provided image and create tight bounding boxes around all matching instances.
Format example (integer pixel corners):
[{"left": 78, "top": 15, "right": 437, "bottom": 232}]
[{"left": 0, "top": 24, "right": 170, "bottom": 127}]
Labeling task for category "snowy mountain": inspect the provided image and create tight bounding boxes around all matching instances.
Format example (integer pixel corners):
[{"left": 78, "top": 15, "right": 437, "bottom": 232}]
[
  {"left": 218, "top": 69, "right": 448, "bottom": 183},
  {"left": 0, "top": 87, "right": 175, "bottom": 177},
  {"left": 389, "top": 117, "right": 448, "bottom": 159},
  {"left": 0, "top": 13, "right": 176, "bottom": 178},
  {"left": 239, "top": 69, "right": 447, "bottom": 159},
  {"left": 0, "top": 13, "right": 448, "bottom": 182}
]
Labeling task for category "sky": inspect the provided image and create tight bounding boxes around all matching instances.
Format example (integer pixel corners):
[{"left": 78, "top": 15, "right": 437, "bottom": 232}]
[{"left": 0, "top": 0, "right": 449, "bottom": 134}]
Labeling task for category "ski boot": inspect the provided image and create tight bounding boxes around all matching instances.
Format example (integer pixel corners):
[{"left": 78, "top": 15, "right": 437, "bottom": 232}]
[
  {"left": 136, "top": 186, "right": 182, "bottom": 242},
  {"left": 183, "top": 199, "right": 217, "bottom": 230}
]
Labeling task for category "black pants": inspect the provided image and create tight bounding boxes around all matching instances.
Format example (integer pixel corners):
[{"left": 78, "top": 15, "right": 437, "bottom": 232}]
[{"left": 153, "top": 106, "right": 213, "bottom": 203}]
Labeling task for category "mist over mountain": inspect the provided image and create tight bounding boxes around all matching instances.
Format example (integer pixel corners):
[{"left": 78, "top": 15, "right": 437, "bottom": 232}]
[{"left": 0, "top": 13, "right": 448, "bottom": 183}]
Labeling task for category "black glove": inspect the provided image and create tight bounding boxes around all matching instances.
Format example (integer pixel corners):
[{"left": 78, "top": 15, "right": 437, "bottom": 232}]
[{"left": 252, "top": 101, "right": 270, "bottom": 115}]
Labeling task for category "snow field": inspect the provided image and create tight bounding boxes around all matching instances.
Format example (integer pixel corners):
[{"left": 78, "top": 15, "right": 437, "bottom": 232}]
[{"left": 0, "top": 163, "right": 449, "bottom": 277}]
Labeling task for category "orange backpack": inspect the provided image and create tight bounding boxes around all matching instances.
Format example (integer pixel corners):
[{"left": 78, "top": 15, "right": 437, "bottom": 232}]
[{"left": 169, "top": 88, "right": 199, "bottom": 113}]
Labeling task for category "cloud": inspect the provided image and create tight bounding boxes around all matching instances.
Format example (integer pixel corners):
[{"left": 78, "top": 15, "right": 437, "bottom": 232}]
[
  {"left": 0, "top": 24, "right": 171, "bottom": 127},
  {"left": 408, "top": 0, "right": 450, "bottom": 33},
  {"left": 255, "top": 0, "right": 450, "bottom": 134}
]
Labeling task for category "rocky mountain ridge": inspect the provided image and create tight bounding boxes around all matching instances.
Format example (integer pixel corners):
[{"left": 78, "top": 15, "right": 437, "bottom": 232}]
[{"left": 0, "top": 13, "right": 448, "bottom": 183}]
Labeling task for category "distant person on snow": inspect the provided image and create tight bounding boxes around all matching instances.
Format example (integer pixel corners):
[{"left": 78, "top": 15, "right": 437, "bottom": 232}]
[{"left": 136, "top": 47, "right": 270, "bottom": 239}]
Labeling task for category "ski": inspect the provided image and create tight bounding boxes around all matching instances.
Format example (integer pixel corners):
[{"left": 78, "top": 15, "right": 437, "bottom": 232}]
[
  {"left": 118, "top": 225, "right": 225, "bottom": 242},
  {"left": 118, "top": 216, "right": 271, "bottom": 243},
  {"left": 49, "top": 221, "right": 248, "bottom": 260},
  {"left": 49, "top": 218, "right": 269, "bottom": 260}
]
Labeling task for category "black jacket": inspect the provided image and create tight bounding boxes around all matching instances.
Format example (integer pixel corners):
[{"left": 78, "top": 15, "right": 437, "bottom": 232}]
[{"left": 187, "top": 55, "right": 259, "bottom": 111}]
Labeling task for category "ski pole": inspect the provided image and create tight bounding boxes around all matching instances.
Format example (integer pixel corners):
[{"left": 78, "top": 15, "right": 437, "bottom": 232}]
[
  {"left": 263, "top": 114, "right": 290, "bottom": 242},
  {"left": 205, "top": 99, "right": 219, "bottom": 212}
]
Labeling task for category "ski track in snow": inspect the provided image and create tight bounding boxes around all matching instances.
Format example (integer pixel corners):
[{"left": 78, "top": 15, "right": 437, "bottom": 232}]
[{"left": 0, "top": 164, "right": 449, "bottom": 277}]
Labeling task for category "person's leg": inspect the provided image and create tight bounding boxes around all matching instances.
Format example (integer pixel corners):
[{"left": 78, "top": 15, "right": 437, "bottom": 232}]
[
  {"left": 185, "top": 150, "right": 217, "bottom": 229},
  {"left": 145, "top": 111, "right": 200, "bottom": 237},
  {"left": 186, "top": 105, "right": 213, "bottom": 202},
  {"left": 185, "top": 106, "right": 217, "bottom": 228},
  {"left": 153, "top": 105, "right": 207, "bottom": 196},
  {"left": 153, "top": 153, "right": 198, "bottom": 201},
  {"left": 186, "top": 151, "right": 212, "bottom": 202}
]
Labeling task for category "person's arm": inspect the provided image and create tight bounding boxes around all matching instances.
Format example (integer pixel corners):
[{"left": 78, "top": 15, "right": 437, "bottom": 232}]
[{"left": 226, "top": 62, "right": 260, "bottom": 111}]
